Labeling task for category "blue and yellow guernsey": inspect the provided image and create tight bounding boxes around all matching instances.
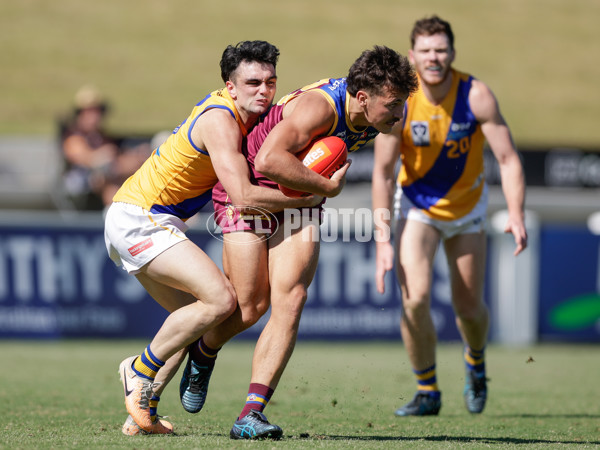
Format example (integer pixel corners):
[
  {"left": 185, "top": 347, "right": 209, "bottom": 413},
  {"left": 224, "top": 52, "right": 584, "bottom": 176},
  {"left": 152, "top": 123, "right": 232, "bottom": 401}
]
[
  {"left": 398, "top": 69, "right": 486, "bottom": 221},
  {"left": 277, "top": 78, "right": 380, "bottom": 153},
  {"left": 113, "top": 88, "right": 248, "bottom": 220}
]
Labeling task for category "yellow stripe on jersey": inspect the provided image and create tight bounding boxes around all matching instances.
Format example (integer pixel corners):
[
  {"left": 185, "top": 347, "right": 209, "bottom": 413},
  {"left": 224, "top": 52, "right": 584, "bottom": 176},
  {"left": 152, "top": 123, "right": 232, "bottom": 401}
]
[{"left": 276, "top": 79, "right": 340, "bottom": 136}]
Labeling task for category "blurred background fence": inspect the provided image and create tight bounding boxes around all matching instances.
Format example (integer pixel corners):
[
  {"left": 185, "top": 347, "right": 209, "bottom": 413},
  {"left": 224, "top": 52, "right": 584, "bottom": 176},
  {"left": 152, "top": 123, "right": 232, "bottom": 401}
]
[{"left": 0, "top": 137, "right": 598, "bottom": 344}]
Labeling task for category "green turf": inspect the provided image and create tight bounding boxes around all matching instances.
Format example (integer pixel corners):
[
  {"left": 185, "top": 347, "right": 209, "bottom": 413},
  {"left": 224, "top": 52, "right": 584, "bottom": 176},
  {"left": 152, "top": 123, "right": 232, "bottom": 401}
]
[
  {"left": 1, "top": 0, "right": 599, "bottom": 146},
  {"left": 2, "top": 340, "right": 599, "bottom": 449}
]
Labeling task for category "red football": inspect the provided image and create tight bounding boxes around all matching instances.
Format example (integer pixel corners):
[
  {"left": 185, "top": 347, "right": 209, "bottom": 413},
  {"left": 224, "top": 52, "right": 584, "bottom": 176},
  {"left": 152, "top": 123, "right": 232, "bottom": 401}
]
[{"left": 279, "top": 136, "right": 348, "bottom": 198}]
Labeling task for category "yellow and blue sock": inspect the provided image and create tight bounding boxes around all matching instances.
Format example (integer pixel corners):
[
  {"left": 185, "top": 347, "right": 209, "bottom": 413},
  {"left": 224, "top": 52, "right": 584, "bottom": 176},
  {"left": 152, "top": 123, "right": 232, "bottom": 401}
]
[
  {"left": 132, "top": 345, "right": 165, "bottom": 380},
  {"left": 414, "top": 364, "right": 441, "bottom": 399},
  {"left": 149, "top": 395, "right": 160, "bottom": 422},
  {"left": 238, "top": 383, "right": 274, "bottom": 419},
  {"left": 464, "top": 346, "right": 485, "bottom": 375}
]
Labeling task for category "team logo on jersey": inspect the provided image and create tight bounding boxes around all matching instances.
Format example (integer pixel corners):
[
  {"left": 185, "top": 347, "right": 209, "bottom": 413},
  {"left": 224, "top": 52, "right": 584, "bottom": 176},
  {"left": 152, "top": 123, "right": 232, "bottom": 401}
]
[{"left": 410, "top": 121, "right": 430, "bottom": 146}]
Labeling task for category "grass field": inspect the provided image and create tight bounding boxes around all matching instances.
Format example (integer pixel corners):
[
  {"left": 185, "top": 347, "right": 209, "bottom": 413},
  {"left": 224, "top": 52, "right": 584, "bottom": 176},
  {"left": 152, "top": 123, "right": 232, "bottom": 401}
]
[
  {"left": 2, "top": 340, "right": 599, "bottom": 449},
  {"left": 1, "top": 0, "right": 600, "bottom": 146}
]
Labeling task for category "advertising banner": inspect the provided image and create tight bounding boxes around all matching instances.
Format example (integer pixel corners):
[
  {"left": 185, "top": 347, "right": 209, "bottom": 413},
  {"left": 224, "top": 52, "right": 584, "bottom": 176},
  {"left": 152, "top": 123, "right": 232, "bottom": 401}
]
[
  {"left": 537, "top": 225, "right": 600, "bottom": 341},
  {"left": 0, "top": 216, "right": 463, "bottom": 341},
  {"left": 2, "top": 214, "right": 597, "bottom": 342}
]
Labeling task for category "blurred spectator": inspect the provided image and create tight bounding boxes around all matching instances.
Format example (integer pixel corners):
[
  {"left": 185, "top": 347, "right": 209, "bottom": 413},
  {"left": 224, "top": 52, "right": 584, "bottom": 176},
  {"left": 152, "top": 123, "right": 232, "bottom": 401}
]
[{"left": 59, "top": 85, "right": 150, "bottom": 210}]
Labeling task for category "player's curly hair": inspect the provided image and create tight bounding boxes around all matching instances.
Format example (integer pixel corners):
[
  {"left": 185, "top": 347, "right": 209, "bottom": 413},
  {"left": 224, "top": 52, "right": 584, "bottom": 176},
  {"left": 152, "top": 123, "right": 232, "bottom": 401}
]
[
  {"left": 220, "top": 40, "right": 280, "bottom": 83},
  {"left": 346, "top": 45, "right": 418, "bottom": 98},
  {"left": 410, "top": 15, "right": 454, "bottom": 50}
]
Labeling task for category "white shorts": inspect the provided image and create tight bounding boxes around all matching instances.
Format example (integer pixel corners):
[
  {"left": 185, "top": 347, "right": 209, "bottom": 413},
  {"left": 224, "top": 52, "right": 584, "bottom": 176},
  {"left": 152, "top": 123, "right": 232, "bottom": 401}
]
[
  {"left": 104, "top": 202, "right": 189, "bottom": 274},
  {"left": 394, "top": 184, "right": 488, "bottom": 240}
]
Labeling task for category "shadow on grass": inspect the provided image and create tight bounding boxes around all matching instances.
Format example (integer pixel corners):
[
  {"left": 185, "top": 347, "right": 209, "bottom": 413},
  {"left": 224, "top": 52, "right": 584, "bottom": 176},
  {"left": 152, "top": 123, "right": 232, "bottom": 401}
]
[
  {"left": 307, "top": 435, "right": 600, "bottom": 445},
  {"left": 162, "top": 432, "right": 600, "bottom": 446},
  {"left": 493, "top": 413, "right": 600, "bottom": 419}
]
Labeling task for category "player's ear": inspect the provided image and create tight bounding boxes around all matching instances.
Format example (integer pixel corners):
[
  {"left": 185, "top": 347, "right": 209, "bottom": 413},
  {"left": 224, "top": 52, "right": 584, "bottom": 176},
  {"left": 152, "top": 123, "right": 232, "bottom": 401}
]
[
  {"left": 226, "top": 80, "right": 237, "bottom": 100},
  {"left": 408, "top": 48, "right": 415, "bottom": 65},
  {"left": 356, "top": 90, "right": 368, "bottom": 108},
  {"left": 449, "top": 48, "right": 456, "bottom": 64}
]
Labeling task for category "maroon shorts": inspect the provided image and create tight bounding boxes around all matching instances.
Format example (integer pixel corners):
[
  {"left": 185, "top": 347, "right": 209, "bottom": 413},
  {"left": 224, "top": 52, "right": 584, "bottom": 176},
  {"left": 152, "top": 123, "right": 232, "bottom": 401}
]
[{"left": 212, "top": 182, "right": 323, "bottom": 235}]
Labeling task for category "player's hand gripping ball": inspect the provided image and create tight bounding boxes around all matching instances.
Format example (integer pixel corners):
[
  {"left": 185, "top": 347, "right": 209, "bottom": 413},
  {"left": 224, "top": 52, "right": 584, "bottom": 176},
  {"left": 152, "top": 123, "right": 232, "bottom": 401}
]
[{"left": 279, "top": 136, "right": 348, "bottom": 198}]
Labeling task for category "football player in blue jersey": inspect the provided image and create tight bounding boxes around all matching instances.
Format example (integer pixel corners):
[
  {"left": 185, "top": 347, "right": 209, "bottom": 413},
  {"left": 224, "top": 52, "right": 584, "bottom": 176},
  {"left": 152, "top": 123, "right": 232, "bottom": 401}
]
[{"left": 372, "top": 15, "right": 527, "bottom": 416}]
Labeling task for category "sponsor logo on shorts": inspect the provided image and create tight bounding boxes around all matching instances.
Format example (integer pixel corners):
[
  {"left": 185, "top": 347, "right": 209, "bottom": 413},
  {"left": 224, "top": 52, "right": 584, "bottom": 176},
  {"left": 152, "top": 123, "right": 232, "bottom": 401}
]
[{"left": 128, "top": 238, "right": 154, "bottom": 256}]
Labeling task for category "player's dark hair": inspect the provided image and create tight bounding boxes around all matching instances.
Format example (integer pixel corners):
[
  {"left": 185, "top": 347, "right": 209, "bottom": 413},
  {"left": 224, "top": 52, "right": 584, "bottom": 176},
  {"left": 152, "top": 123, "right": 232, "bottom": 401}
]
[
  {"left": 410, "top": 15, "right": 454, "bottom": 50},
  {"left": 346, "top": 45, "right": 418, "bottom": 98},
  {"left": 220, "top": 40, "right": 280, "bottom": 83}
]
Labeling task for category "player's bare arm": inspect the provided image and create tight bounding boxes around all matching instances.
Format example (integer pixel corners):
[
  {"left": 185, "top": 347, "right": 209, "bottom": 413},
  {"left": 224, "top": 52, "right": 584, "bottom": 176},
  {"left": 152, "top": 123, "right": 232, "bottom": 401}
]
[
  {"left": 194, "top": 109, "right": 322, "bottom": 210},
  {"left": 372, "top": 126, "right": 402, "bottom": 294},
  {"left": 255, "top": 92, "right": 351, "bottom": 198},
  {"left": 470, "top": 79, "right": 528, "bottom": 255}
]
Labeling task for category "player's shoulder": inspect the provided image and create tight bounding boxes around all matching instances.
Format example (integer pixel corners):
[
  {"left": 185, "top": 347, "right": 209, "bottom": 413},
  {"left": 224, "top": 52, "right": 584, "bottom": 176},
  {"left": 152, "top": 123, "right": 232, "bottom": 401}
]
[
  {"left": 469, "top": 78, "right": 493, "bottom": 98},
  {"left": 195, "top": 105, "right": 239, "bottom": 130},
  {"left": 284, "top": 89, "right": 336, "bottom": 120},
  {"left": 464, "top": 75, "right": 500, "bottom": 122},
  {"left": 190, "top": 105, "right": 244, "bottom": 150},
  {"left": 456, "top": 68, "right": 493, "bottom": 103}
]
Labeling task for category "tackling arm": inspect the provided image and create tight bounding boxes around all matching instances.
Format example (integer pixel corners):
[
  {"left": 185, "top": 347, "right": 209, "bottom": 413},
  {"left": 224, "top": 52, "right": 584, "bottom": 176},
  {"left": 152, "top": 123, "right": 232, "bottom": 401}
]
[{"left": 194, "top": 110, "right": 322, "bottom": 212}]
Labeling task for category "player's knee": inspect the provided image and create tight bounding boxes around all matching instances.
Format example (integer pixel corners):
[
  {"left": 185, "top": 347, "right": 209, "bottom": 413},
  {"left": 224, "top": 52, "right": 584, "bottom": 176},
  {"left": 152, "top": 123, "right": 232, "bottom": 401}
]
[
  {"left": 401, "top": 295, "right": 430, "bottom": 315},
  {"left": 455, "top": 300, "right": 487, "bottom": 322},
  {"left": 196, "top": 280, "right": 237, "bottom": 322},
  {"left": 218, "top": 287, "right": 238, "bottom": 320},
  {"left": 187, "top": 292, "right": 236, "bottom": 329},
  {"left": 248, "top": 298, "right": 271, "bottom": 324},
  {"left": 238, "top": 294, "right": 270, "bottom": 328},
  {"left": 273, "top": 285, "right": 308, "bottom": 320}
]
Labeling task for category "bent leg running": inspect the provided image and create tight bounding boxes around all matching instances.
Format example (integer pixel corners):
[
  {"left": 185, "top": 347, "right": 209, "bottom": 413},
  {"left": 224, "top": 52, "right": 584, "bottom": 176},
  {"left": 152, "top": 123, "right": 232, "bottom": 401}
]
[
  {"left": 444, "top": 231, "right": 488, "bottom": 350},
  {"left": 444, "top": 231, "right": 489, "bottom": 413},
  {"left": 394, "top": 218, "right": 443, "bottom": 416},
  {"left": 204, "top": 231, "right": 271, "bottom": 348},
  {"left": 119, "top": 239, "right": 237, "bottom": 430},
  {"left": 229, "top": 215, "right": 319, "bottom": 440},
  {"left": 178, "top": 231, "right": 270, "bottom": 414},
  {"left": 139, "top": 239, "right": 237, "bottom": 360}
]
